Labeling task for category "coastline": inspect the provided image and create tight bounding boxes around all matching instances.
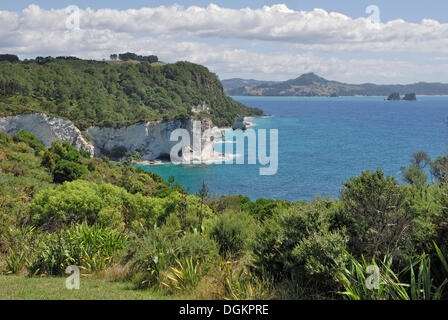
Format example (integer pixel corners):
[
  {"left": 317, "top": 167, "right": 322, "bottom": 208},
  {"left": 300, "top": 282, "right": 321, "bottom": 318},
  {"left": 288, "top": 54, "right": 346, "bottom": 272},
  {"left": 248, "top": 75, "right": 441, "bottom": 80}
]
[{"left": 134, "top": 116, "right": 265, "bottom": 167}]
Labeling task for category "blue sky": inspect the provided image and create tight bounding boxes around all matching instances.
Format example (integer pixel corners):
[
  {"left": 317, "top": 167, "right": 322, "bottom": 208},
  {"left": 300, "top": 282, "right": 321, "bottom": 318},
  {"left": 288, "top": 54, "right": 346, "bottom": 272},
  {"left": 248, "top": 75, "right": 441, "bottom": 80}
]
[{"left": 1, "top": 1, "right": 447, "bottom": 83}]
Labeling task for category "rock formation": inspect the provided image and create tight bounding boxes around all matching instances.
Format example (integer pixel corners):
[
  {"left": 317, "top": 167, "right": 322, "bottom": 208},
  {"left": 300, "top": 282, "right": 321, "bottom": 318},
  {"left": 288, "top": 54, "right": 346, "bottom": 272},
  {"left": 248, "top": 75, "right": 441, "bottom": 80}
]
[
  {"left": 387, "top": 92, "right": 401, "bottom": 101},
  {"left": 232, "top": 115, "right": 247, "bottom": 131},
  {"left": 403, "top": 93, "right": 417, "bottom": 101},
  {"left": 87, "top": 117, "right": 216, "bottom": 161},
  {"left": 0, "top": 113, "right": 220, "bottom": 162},
  {"left": 0, "top": 113, "right": 94, "bottom": 155}
]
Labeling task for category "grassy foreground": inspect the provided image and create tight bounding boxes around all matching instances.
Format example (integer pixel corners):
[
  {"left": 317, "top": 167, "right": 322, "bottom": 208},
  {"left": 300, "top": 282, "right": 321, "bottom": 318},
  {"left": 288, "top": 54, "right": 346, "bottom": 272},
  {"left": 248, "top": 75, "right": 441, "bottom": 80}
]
[{"left": 0, "top": 275, "right": 184, "bottom": 300}]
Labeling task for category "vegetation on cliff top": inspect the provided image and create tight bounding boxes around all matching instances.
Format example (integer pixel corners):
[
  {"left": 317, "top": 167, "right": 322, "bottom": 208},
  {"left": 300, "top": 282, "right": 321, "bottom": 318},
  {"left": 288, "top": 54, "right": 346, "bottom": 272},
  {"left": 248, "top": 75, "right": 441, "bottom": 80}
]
[{"left": 0, "top": 56, "right": 262, "bottom": 130}]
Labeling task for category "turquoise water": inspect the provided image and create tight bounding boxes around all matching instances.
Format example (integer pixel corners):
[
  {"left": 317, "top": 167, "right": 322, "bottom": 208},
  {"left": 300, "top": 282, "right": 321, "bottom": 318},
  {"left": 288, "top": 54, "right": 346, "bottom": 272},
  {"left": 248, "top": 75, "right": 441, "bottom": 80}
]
[{"left": 136, "top": 96, "right": 448, "bottom": 202}]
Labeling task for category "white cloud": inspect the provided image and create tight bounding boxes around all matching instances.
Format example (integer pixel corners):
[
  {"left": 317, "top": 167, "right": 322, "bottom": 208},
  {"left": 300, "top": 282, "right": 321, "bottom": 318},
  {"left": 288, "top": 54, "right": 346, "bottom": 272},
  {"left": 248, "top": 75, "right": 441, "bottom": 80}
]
[
  {"left": 2, "top": 4, "right": 448, "bottom": 52},
  {"left": 0, "top": 4, "right": 447, "bottom": 83}
]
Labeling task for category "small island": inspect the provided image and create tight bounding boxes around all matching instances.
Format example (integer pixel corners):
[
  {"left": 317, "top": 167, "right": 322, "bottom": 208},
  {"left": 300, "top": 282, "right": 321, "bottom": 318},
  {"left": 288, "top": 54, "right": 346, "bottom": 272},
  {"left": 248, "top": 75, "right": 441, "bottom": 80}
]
[
  {"left": 386, "top": 92, "right": 417, "bottom": 101},
  {"left": 387, "top": 92, "right": 401, "bottom": 101},
  {"left": 403, "top": 93, "right": 417, "bottom": 101}
]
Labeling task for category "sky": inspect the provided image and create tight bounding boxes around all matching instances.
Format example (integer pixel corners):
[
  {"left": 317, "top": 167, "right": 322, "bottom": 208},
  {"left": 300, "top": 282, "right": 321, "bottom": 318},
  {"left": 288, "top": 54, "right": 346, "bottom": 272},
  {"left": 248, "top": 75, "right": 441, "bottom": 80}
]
[{"left": 1, "top": 1, "right": 448, "bottom": 83}]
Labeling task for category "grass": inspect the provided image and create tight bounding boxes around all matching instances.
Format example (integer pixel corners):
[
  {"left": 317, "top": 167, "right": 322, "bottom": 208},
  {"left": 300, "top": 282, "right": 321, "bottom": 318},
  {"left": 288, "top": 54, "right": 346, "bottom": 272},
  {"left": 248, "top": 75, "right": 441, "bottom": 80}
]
[{"left": 0, "top": 275, "right": 190, "bottom": 300}]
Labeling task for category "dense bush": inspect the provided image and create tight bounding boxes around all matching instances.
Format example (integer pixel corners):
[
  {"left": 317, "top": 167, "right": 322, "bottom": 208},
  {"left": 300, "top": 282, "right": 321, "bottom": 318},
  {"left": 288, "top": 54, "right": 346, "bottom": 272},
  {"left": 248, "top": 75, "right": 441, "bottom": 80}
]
[
  {"left": 340, "top": 169, "right": 412, "bottom": 259},
  {"left": 41, "top": 141, "right": 89, "bottom": 183},
  {"left": 28, "top": 223, "right": 126, "bottom": 275},
  {"left": 206, "top": 210, "right": 256, "bottom": 258},
  {"left": 13, "top": 130, "right": 44, "bottom": 152},
  {"left": 251, "top": 199, "right": 348, "bottom": 297},
  {"left": 29, "top": 180, "right": 170, "bottom": 230},
  {"left": 125, "top": 228, "right": 218, "bottom": 290},
  {"left": 52, "top": 159, "right": 88, "bottom": 183}
]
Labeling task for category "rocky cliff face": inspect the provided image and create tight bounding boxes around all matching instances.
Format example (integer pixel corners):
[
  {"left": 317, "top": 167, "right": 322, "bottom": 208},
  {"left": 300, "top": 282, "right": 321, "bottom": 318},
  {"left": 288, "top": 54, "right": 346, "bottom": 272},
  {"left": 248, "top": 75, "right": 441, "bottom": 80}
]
[
  {"left": 0, "top": 113, "right": 219, "bottom": 162},
  {"left": 232, "top": 115, "right": 247, "bottom": 131},
  {"left": 87, "top": 117, "right": 216, "bottom": 161},
  {"left": 0, "top": 113, "right": 94, "bottom": 155}
]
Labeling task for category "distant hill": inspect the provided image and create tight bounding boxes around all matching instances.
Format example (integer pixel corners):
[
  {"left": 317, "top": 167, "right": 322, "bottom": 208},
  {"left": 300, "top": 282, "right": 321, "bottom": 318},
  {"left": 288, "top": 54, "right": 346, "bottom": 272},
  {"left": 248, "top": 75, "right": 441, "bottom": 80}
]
[
  {"left": 221, "top": 78, "right": 279, "bottom": 93},
  {"left": 223, "top": 73, "right": 448, "bottom": 96},
  {"left": 0, "top": 56, "right": 262, "bottom": 129}
]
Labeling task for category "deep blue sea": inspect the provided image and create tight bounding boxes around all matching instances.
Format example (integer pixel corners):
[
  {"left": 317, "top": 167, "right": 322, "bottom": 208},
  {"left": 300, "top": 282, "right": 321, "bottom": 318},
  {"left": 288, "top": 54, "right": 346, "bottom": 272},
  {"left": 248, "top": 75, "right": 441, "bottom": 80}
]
[{"left": 136, "top": 96, "right": 448, "bottom": 202}]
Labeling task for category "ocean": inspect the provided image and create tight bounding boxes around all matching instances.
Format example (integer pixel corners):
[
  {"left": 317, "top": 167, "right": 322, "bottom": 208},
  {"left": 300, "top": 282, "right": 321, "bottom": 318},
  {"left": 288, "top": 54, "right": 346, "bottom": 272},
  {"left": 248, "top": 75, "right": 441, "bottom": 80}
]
[{"left": 136, "top": 96, "right": 448, "bottom": 202}]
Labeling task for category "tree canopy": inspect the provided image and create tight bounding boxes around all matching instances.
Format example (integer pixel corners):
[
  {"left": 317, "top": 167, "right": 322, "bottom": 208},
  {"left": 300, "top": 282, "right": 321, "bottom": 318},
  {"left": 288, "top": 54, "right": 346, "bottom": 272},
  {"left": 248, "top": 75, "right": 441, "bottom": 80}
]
[{"left": 0, "top": 56, "right": 262, "bottom": 129}]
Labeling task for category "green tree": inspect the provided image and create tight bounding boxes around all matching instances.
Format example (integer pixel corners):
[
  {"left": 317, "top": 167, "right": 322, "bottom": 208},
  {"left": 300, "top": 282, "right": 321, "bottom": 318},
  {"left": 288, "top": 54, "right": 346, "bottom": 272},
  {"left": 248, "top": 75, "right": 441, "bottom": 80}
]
[
  {"left": 52, "top": 159, "right": 88, "bottom": 183},
  {"left": 197, "top": 180, "right": 209, "bottom": 230},
  {"left": 340, "top": 169, "right": 412, "bottom": 259},
  {"left": 431, "top": 155, "right": 448, "bottom": 185}
]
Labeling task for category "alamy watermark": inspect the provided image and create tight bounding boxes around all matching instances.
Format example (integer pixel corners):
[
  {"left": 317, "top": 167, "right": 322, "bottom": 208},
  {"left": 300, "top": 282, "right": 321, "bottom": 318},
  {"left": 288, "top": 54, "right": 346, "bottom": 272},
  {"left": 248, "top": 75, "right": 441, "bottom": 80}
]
[
  {"left": 65, "top": 5, "right": 81, "bottom": 32},
  {"left": 365, "top": 5, "right": 381, "bottom": 29},
  {"left": 169, "top": 121, "right": 278, "bottom": 176},
  {"left": 365, "top": 265, "right": 380, "bottom": 290},
  {"left": 65, "top": 265, "right": 80, "bottom": 290}
]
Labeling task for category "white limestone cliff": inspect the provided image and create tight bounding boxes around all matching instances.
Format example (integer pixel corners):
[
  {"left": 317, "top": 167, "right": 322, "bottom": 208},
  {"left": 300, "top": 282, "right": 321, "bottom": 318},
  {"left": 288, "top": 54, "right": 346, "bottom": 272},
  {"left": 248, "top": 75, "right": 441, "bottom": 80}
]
[
  {"left": 87, "top": 117, "right": 219, "bottom": 161},
  {"left": 0, "top": 113, "right": 94, "bottom": 155},
  {"left": 0, "top": 113, "right": 222, "bottom": 162}
]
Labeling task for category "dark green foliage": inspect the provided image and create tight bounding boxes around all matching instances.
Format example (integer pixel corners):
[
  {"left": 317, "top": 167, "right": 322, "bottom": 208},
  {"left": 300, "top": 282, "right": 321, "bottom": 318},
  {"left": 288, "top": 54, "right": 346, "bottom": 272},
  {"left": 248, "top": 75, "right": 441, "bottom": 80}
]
[
  {"left": 79, "top": 147, "right": 92, "bottom": 158},
  {"left": 49, "top": 141, "right": 81, "bottom": 163},
  {"left": 209, "top": 195, "right": 292, "bottom": 221},
  {"left": 52, "top": 159, "right": 88, "bottom": 183},
  {"left": 0, "top": 80, "right": 29, "bottom": 96},
  {"left": 340, "top": 169, "right": 412, "bottom": 259},
  {"left": 0, "top": 54, "right": 19, "bottom": 63},
  {"left": 42, "top": 141, "right": 88, "bottom": 183},
  {"left": 0, "top": 57, "right": 262, "bottom": 129},
  {"left": 116, "top": 52, "right": 158, "bottom": 63},
  {"left": 251, "top": 200, "right": 348, "bottom": 297},
  {"left": 13, "top": 130, "right": 44, "bottom": 152},
  {"left": 401, "top": 165, "right": 428, "bottom": 185}
]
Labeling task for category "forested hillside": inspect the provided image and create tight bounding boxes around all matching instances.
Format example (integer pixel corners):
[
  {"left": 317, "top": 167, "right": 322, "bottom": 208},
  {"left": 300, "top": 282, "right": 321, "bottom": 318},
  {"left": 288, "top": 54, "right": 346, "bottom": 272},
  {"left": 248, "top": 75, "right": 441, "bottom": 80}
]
[{"left": 0, "top": 56, "right": 262, "bottom": 129}]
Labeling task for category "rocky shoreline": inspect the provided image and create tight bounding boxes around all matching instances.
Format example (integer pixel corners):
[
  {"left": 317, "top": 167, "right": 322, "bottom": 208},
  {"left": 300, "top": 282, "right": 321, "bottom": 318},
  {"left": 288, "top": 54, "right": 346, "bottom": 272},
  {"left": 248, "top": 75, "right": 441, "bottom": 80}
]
[{"left": 0, "top": 112, "right": 266, "bottom": 165}]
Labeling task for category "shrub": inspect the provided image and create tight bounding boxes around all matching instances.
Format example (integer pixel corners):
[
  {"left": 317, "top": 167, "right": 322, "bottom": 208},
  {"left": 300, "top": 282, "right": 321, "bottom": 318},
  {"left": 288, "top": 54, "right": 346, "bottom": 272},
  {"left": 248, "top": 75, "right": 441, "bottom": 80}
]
[
  {"left": 13, "top": 130, "right": 44, "bottom": 152},
  {"left": 431, "top": 155, "right": 448, "bottom": 185},
  {"left": 50, "top": 141, "right": 81, "bottom": 163},
  {"left": 340, "top": 169, "right": 412, "bottom": 259},
  {"left": 251, "top": 199, "right": 348, "bottom": 297},
  {"left": 125, "top": 228, "right": 179, "bottom": 288},
  {"left": 28, "top": 223, "right": 126, "bottom": 275},
  {"left": 52, "top": 159, "right": 88, "bottom": 183},
  {"left": 207, "top": 210, "right": 256, "bottom": 258},
  {"left": 337, "top": 246, "right": 448, "bottom": 300},
  {"left": 30, "top": 180, "right": 168, "bottom": 230},
  {"left": 125, "top": 228, "right": 219, "bottom": 290},
  {"left": 161, "top": 257, "right": 204, "bottom": 294},
  {"left": 175, "top": 232, "right": 220, "bottom": 271}
]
